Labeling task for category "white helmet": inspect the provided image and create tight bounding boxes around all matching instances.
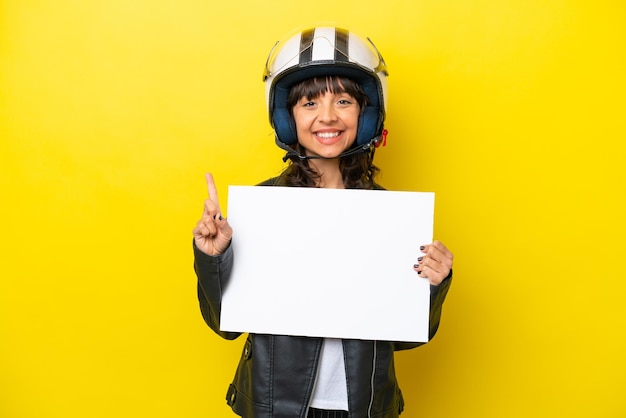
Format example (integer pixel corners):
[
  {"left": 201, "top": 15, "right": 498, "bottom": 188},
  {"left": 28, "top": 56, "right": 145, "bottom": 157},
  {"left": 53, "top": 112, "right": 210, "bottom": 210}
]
[{"left": 263, "top": 26, "right": 389, "bottom": 149}]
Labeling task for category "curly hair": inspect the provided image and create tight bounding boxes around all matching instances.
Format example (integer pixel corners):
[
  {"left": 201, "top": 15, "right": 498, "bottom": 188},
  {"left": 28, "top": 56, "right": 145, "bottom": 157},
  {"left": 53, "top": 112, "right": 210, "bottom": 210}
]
[{"left": 279, "top": 76, "right": 380, "bottom": 189}]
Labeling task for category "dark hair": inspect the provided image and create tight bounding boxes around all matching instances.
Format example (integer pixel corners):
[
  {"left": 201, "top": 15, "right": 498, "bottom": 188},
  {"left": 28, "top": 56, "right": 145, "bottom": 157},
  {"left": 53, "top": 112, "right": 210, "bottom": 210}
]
[
  {"left": 280, "top": 76, "right": 380, "bottom": 189},
  {"left": 286, "top": 76, "right": 368, "bottom": 110}
]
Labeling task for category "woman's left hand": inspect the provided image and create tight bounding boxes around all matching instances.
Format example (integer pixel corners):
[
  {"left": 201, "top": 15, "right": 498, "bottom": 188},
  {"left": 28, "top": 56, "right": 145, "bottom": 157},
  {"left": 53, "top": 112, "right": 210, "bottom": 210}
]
[{"left": 414, "top": 240, "right": 454, "bottom": 286}]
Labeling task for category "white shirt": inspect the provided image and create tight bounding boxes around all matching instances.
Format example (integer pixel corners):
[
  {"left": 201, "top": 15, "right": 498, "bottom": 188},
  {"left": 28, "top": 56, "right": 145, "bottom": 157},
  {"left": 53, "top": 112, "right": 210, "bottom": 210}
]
[{"left": 309, "top": 338, "right": 349, "bottom": 410}]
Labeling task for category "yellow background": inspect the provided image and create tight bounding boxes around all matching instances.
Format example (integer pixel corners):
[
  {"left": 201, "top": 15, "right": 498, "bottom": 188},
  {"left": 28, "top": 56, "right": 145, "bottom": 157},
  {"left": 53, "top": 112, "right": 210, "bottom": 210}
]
[{"left": 1, "top": 1, "right": 624, "bottom": 417}]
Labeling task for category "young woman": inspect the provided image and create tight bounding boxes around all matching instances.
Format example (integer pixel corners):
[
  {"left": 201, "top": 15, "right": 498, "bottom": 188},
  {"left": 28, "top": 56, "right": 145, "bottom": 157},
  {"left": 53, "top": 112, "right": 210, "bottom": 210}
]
[{"left": 193, "top": 26, "right": 454, "bottom": 418}]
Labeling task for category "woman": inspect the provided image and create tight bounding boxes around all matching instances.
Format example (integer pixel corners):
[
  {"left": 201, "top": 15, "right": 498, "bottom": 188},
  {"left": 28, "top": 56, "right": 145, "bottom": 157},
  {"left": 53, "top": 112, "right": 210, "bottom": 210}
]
[{"left": 193, "top": 26, "right": 454, "bottom": 418}]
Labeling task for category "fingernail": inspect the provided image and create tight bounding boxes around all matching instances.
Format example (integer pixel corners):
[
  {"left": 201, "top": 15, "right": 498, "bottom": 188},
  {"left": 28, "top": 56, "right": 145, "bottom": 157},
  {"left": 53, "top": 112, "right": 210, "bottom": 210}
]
[
  {"left": 218, "top": 214, "right": 223, "bottom": 220},
  {"left": 417, "top": 257, "right": 423, "bottom": 261},
  {"left": 417, "top": 270, "right": 422, "bottom": 274},
  {"left": 420, "top": 246, "right": 425, "bottom": 251},
  {"left": 413, "top": 264, "right": 419, "bottom": 269}
]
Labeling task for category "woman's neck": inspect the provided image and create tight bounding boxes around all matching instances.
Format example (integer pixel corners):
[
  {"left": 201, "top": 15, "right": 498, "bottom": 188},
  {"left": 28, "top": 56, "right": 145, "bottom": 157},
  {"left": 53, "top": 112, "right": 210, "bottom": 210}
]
[{"left": 309, "top": 158, "right": 344, "bottom": 189}]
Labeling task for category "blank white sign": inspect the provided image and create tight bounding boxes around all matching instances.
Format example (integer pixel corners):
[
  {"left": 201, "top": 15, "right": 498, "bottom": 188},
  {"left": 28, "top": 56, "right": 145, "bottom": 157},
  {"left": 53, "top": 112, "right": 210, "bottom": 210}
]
[{"left": 220, "top": 186, "right": 434, "bottom": 342}]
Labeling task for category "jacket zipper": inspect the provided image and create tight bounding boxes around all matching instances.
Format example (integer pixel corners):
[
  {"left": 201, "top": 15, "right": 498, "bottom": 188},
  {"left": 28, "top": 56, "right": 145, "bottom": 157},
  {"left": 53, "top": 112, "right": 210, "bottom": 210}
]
[{"left": 367, "top": 340, "right": 378, "bottom": 418}]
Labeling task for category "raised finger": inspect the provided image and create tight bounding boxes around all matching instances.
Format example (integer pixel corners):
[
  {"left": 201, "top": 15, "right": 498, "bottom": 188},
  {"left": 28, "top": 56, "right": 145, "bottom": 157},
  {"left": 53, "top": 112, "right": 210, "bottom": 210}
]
[{"left": 206, "top": 173, "right": 221, "bottom": 211}]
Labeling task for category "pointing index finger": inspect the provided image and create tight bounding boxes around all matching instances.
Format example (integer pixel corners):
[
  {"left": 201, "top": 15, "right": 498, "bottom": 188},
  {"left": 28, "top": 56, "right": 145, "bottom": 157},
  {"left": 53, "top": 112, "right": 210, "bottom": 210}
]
[{"left": 205, "top": 173, "right": 221, "bottom": 209}]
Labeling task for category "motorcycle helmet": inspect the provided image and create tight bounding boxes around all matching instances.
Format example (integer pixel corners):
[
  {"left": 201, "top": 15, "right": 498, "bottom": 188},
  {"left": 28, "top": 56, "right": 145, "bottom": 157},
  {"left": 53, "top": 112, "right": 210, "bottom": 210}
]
[{"left": 263, "top": 26, "right": 389, "bottom": 153}]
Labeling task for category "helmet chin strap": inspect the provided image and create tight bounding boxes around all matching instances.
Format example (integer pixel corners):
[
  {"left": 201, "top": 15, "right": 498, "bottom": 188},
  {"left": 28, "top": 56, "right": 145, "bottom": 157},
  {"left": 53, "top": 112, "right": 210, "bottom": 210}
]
[{"left": 276, "top": 135, "right": 379, "bottom": 163}]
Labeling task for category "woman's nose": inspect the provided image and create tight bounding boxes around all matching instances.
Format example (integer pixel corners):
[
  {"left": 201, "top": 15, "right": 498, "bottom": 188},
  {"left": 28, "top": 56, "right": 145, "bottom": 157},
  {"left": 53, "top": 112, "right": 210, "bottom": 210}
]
[{"left": 318, "top": 104, "right": 338, "bottom": 122}]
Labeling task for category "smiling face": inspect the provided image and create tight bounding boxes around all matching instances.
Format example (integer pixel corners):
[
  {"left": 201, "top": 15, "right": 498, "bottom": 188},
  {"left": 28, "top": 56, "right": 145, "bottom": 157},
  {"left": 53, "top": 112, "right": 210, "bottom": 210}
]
[{"left": 288, "top": 77, "right": 366, "bottom": 159}]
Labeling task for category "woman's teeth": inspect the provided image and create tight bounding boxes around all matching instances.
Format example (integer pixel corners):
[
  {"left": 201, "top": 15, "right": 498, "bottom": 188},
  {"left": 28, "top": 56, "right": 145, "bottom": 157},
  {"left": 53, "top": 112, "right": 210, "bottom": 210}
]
[{"left": 316, "top": 131, "right": 340, "bottom": 138}]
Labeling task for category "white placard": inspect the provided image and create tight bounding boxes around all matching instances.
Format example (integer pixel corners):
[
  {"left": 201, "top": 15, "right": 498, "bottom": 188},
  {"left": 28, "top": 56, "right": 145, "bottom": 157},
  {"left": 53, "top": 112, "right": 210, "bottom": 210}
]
[{"left": 221, "top": 186, "right": 434, "bottom": 342}]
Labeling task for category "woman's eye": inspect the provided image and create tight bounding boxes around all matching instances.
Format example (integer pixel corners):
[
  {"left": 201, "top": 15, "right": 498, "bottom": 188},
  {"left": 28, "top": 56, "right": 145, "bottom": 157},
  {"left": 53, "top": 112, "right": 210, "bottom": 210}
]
[{"left": 337, "top": 99, "right": 354, "bottom": 106}]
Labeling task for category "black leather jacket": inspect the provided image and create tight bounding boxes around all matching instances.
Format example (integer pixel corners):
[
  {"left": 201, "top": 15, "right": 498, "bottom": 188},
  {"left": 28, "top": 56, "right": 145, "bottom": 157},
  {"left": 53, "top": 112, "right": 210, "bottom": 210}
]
[{"left": 194, "top": 242, "right": 452, "bottom": 418}]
